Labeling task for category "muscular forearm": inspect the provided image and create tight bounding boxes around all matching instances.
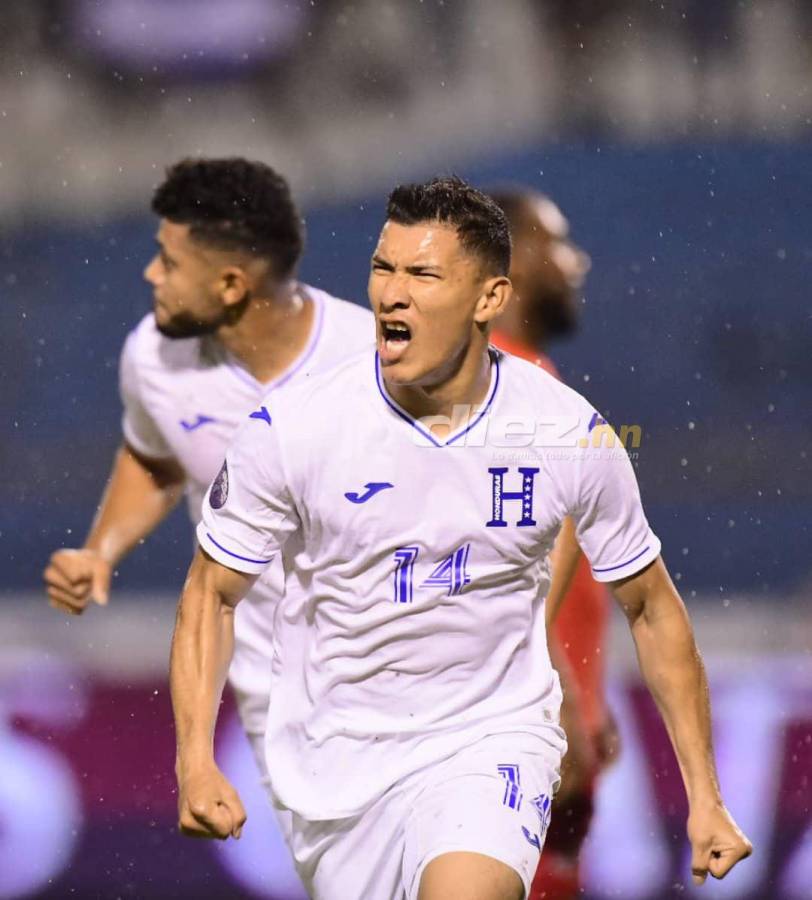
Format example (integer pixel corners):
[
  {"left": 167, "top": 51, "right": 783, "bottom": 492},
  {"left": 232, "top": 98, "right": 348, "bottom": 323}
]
[
  {"left": 633, "top": 610, "right": 720, "bottom": 804},
  {"left": 85, "top": 443, "right": 185, "bottom": 565},
  {"left": 170, "top": 550, "right": 249, "bottom": 773},
  {"left": 46, "top": 443, "right": 185, "bottom": 613},
  {"left": 170, "top": 551, "right": 253, "bottom": 841},
  {"left": 624, "top": 573, "right": 721, "bottom": 805},
  {"left": 612, "top": 559, "right": 751, "bottom": 881}
]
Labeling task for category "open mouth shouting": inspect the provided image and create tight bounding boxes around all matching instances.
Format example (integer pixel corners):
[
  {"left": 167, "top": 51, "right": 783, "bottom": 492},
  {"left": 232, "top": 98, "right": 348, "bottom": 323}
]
[{"left": 379, "top": 319, "right": 412, "bottom": 365}]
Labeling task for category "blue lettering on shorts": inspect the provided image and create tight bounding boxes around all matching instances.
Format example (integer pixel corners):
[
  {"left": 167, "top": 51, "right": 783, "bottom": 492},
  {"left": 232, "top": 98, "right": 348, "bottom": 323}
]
[
  {"left": 522, "top": 826, "right": 541, "bottom": 851},
  {"left": 498, "top": 763, "right": 552, "bottom": 852},
  {"left": 523, "top": 793, "right": 552, "bottom": 851},
  {"left": 497, "top": 764, "right": 523, "bottom": 811},
  {"left": 530, "top": 793, "right": 552, "bottom": 833}
]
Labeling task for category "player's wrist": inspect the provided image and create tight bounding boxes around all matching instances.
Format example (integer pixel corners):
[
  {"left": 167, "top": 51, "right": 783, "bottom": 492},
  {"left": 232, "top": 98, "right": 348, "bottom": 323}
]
[
  {"left": 175, "top": 746, "right": 217, "bottom": 780},
  {"left": 686, "top": 789, "right": 724, "bottom": 813},
  {"left": 81, "top": 543, "right": 117, "bottom": 567}
]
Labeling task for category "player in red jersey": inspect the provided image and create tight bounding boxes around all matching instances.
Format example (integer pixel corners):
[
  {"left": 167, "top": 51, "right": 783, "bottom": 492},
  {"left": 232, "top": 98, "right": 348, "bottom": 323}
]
[{"left": 490, "top": 188, "right": 614, "bottom": 900}]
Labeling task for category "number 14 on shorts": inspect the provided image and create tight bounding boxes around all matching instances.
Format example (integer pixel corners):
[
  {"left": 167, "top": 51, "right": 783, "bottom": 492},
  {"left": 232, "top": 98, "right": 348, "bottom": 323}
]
[{"left": 392, "top": 544, "right": 472, "bottom": 602}]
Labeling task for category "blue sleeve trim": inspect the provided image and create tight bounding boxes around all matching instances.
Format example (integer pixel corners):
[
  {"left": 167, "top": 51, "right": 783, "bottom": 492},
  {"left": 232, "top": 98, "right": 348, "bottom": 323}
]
[
  {"left": 204, "top": 532, "right": 273, "bottom": 566},
  {"left": 592, "top": 545, "right": 650, "bottom": 574}
]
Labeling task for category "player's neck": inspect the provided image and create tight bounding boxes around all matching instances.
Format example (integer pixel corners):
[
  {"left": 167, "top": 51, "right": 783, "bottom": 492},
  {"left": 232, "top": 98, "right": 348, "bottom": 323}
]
[
  {"left": 216, "top": 282, "right": 314, "bottom": 385},
  {"left": 387, "top": 343, "right": 493, "bottom": 439}
]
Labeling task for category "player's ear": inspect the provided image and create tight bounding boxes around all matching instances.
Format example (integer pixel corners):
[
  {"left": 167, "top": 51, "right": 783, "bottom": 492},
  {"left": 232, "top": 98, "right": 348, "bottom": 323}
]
[
  {"left": 219, "top": 267, "right": 250, "bottom": 308},
  {"left": 473, "top": 275, "right": 512, "bottom": 325}
]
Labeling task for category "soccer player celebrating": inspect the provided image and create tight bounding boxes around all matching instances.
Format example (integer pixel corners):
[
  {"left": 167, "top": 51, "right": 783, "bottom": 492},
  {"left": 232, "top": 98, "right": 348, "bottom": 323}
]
[
  {"left": 43, "top": 157, "right": 372, "bottom": 787},
  {"left": 171, "top": 176, "right": 751, "bottom": 899},
  {"left": 489, "top": 187, "right": 612, "bottom": 899}
]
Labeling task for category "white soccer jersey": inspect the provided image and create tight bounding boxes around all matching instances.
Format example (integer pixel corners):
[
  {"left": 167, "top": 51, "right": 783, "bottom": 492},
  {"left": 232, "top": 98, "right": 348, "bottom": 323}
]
[
  {"left": 198, "top": 348, "right": 662, "bottom": 820},
  {"left": 119, "top": 286, "right": 374, "bottom": 731}
]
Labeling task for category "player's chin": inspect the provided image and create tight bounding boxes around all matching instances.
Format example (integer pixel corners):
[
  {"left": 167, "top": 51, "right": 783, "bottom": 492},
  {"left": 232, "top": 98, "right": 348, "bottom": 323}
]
[
  {"left": 378, "top": 348, "right": 423, "bottom": 386},
  {"left": 378, "top": 337, "right": 413, "bottom": 375},
  {"left": 378, "top": 359, "right": 417, "bottom": 386}
]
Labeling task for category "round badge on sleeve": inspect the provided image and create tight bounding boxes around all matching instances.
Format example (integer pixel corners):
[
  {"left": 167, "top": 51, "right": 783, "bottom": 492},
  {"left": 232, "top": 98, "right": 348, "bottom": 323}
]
[{"left": 209, "top": 461, "right": 229, "bottom": 509}]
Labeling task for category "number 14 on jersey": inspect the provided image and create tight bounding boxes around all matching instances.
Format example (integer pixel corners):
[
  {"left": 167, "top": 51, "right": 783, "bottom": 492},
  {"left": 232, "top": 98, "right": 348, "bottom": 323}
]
[{"left": 392, "top": 544, "right": 472, "bottom": 603}]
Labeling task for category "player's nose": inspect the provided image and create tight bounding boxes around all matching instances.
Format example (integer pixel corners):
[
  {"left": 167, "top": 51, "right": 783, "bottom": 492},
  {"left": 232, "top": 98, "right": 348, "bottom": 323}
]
[
  {"left": 143, "top": 255, "right": 161, "bottom": 285},
  {"left": 379, "top": 275, "right": 411, "bottom": 312}
]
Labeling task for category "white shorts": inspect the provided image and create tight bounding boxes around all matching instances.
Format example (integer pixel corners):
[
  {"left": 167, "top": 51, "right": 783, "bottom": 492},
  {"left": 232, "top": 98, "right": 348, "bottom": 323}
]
[{"left": 282, "top": 730, "right": 563, "bottom": 900}]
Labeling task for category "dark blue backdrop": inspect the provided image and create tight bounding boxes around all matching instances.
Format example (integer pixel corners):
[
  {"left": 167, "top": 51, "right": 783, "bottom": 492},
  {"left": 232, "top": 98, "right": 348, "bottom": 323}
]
[{"left": 2, "top": 141, "right": 809, "bottom": 595}]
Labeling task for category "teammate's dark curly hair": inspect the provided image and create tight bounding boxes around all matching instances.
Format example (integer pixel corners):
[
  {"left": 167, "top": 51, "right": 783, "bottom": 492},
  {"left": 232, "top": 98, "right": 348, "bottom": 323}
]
[
  {"left": 386, "top": 175, "right": 511, "bottom": 276},
  {"left": 152, "top": 157, "right": 304, "bottom": 278}
]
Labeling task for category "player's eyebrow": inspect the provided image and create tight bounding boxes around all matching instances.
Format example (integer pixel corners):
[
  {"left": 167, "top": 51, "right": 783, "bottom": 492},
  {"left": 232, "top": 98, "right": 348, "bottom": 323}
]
[{"left": 372, "top": 254, "right": 442, "bottom": 273}]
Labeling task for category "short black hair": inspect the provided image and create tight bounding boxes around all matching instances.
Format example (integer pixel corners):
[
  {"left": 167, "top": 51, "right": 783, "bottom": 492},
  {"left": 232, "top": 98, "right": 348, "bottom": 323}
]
[
  {"left": 385, "top": 175, "right": 511, "bottom": 275},
  {"left": 151, "top": 157, "right": 304, "bottom": 278}
]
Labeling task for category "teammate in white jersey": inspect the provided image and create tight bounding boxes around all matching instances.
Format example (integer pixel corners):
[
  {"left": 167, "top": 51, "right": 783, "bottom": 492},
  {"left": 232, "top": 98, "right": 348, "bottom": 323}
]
[
  {"left": 43, "top": 157, "right": 372, "bottom": 778},
  {"left": 171, "top": 176, "right": 751, "bottom": 899}
]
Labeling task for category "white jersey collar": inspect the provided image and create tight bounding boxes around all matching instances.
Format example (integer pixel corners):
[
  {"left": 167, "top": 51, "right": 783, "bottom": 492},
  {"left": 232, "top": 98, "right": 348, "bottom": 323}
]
[
  {"left": 220, "top": 286, "right": 327, "bottom": 395},
  {"left": 373, "top": 348, "right": 501, "bottom": 448}
]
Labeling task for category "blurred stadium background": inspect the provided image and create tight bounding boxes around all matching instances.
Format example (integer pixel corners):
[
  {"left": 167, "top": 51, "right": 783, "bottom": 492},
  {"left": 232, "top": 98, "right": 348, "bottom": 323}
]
[{"left": 1, "top": 1, "right": 810, "bottom": 898}]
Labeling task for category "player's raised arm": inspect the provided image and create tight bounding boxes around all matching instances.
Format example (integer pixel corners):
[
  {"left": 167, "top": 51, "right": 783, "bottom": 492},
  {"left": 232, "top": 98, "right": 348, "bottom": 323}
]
[
  {"left": 171, "top": 547, "right": 254, "bottom": 840},
  {"left": 610, "top": 558, "right": 752, "bottom": 882},
  {"left": 44, "top": 443, "right": 185, "bottom": 615},
  {"left": 44, "top": 324, "right": 186, "bottom": 615},
  {"left": 557, "top": 407, "right": 752, "bottom": 884},
  {"left": 171, "top": 401, "right": 301, "bottom": 839}
]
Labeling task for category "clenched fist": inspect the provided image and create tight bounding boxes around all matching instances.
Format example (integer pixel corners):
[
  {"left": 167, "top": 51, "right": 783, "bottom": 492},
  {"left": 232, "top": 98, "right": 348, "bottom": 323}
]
[
  {"left": 177, "top": 763, "right": 247, "bottom": 840},
  {"left": 43, "top": 548, "right": 112, "bottom": 615},
  {"left": 688, "top": 802, "right": 753, "bottom": 885}
]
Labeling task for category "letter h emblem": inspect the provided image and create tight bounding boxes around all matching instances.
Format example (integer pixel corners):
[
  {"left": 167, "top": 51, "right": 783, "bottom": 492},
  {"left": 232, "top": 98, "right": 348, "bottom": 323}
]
[{"left": 486, "top": 467, "right": 539, "bottom": 528}]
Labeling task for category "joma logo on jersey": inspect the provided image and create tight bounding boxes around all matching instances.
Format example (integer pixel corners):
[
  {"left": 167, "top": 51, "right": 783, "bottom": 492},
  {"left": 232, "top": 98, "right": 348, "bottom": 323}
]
[
  {"left": 179, "top": 414, "right": 217, "bottom": 432},
  {"left": 344, "top": 482, "right": 393, "bottom": 504},
  {"left": 249, "top": 406, "right": 272, "bottom": 426}
]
